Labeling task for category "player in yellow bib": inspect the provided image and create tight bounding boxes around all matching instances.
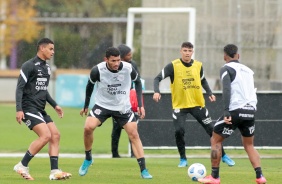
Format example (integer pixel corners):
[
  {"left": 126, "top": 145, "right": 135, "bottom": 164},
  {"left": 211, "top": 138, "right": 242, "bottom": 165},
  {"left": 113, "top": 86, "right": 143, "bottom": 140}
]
[{"left": 153, "top": 42, "right": 235, "bottom": 167}]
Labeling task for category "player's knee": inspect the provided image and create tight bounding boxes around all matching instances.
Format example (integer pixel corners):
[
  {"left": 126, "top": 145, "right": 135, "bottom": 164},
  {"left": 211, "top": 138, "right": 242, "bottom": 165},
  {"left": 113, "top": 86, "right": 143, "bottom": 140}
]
[
  {"left": 41, "top": 133, "right": 52, "bottom": 144},
  {"left": 128, "top": 131, "right": 139, "bottom": 141},
  {"left": 84, "top": 125, "right": 93, "bottom": 135},
  {"left": 52, "top": 131, "right": 61, "bottom": 142}
]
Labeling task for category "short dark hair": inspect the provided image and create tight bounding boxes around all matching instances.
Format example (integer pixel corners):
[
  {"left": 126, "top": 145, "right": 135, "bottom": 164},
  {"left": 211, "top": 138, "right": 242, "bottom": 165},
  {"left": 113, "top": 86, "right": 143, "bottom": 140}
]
[
  {"left": 224, "top": 44, "right": 238, "bottom": 58},
  {"left": 181, "top": 42, "right": 194, "bottom": 48},
  {"left": 37, "top": 38, "right": 54, "bottom": 51},
  {"left": 105, "top": 47, "right": 120, "bottom": 58}
]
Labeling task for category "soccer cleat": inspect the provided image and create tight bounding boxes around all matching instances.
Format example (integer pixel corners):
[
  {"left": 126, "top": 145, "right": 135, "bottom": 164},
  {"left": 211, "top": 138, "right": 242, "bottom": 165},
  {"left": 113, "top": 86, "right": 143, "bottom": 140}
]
[
  {"left": 79, "top": 159, "right": 93, "bottom": 176},
  {"left": 178, "top": 158, "right": 188, "bottom": 167},
  {"left": 198, "top": 175, "right": 220, "bottom": 184},
  {"left": 255, "top": 176, "right": 267, "bottom": 184},
  {"left": 49, "top": 169, "right": 72, "bottom": 180},
  {"left": 112, "top": 154, "right": 121, "bottom": 158},
  {"left": 13, "top": 162, "right": 34, "bottom": 180},
  {"left": 141, "top": 169, "right": 153, "bottom": 179},
  {"left": 222, "top": 154, "right": 235, "bottom": 167}
]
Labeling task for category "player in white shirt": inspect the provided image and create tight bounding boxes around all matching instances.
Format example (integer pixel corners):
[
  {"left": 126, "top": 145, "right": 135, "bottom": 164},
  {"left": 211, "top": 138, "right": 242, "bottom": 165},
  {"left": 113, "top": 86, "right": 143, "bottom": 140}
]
[
  {"left": 78, "top": 47, "right": 152, "bottom": 179},
  {"left": 199, "top": 44, "right": 266, "bottom": 184}
]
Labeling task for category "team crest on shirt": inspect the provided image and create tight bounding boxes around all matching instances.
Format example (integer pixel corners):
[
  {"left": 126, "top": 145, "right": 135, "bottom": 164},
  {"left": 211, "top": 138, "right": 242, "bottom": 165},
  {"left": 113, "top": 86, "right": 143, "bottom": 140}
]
[
  {"left": 117, "top": 74, "right": 124, "bottom": 81},
  {"left": 112, "top": 74, "right": 124, "bottom": 81}
]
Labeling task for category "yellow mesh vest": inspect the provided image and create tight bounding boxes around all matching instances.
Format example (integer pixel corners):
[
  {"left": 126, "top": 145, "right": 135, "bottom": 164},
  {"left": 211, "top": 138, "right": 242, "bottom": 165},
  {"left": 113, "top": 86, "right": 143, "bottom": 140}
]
[{"left": 170, "top": 59, "right": 205, "bottom": 109}]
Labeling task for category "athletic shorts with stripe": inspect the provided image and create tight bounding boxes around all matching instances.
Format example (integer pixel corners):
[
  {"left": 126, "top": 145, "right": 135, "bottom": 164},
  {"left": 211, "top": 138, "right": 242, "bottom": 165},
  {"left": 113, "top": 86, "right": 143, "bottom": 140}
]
[
  {"left": 22, "top": 110, "right": 53, "bottom": 130},
  {"left": 172, "top": 106, "right": 214, "bottom": 136},
  {"left": 214, "top": 104, "right": 256, "bottom": 138},
  {"left": 88, "top": 104, "right": 137, "bottom": 127}
]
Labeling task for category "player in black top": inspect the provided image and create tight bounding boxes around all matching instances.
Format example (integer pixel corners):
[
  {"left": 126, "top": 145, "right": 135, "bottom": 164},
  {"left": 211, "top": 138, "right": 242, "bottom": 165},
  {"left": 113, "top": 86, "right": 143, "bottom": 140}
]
[{"left": 14, "top": 38, "right": 71, "bottom": 180}]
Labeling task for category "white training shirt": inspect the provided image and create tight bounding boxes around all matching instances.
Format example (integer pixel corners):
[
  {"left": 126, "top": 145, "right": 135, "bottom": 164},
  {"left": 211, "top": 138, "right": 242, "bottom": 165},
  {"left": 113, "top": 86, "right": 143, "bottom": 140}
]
[
  {"left": 225, "top": 62, "right": 257, "bottom": 111},
  {"left": 92, "top": 61, "right": 133, "bottom": 113}
]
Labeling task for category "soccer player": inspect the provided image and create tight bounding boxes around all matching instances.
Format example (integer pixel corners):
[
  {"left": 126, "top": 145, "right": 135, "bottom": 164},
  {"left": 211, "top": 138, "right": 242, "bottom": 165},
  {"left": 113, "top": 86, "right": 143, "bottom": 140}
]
[
  {"left": 111, "top": 44, "right": 141, "bottom": 158},
  {"left": 78, "top": 47, "right": 152, "bottom": 179},
  {"left": 153, "top": 42, "right": 235, "bottom": 167},
  {"left": 198, "top": 44, "right": 267, "bottom": 184},
  {"left": 14, "top": 38, "right": 71, "bottom": 180}
]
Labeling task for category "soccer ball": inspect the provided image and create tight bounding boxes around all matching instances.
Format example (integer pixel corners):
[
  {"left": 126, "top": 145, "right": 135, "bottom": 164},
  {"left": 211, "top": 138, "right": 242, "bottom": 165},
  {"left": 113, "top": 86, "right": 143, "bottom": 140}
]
[{"left": 187, "top": 163, "right": 207, "bottom": 181}]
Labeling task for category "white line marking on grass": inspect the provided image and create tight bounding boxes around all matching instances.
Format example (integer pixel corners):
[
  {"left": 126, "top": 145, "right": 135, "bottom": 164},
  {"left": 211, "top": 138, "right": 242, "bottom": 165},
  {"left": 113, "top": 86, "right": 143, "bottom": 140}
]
[{"left": 0, "top": 153, "right": 281, "bottom": 159}]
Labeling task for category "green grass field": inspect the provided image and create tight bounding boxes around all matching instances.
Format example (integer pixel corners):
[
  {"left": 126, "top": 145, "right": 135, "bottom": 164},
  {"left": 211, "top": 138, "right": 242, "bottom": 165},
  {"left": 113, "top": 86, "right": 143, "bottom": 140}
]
[{"left": 0, "top": 103, "right": 280, "bottom": 183}]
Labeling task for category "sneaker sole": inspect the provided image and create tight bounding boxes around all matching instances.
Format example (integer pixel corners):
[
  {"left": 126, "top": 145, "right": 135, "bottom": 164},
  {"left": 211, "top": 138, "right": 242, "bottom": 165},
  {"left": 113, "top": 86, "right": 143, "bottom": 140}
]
[{"left": 15, "top": 171, "right": 34, "bottom": 180}]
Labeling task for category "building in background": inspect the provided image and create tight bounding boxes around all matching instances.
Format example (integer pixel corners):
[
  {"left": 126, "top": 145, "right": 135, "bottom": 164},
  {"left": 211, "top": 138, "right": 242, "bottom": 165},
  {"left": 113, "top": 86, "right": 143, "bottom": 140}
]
[{"left": 140, "top": 0, "right": 282, "bottom": 91}]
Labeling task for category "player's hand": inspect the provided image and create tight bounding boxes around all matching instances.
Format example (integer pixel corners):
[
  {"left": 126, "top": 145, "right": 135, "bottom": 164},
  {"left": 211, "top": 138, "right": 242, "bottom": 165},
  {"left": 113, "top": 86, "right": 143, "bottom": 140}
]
[
  {"left": 209, "top": 94, "right": 216, "bottom": 102},
  {"left": 224, "top": 116, "right": 232, "bottom": 124},
  {"left": 55, "top": 106, "right": 64, "bottom": 118},
  {"left": 138, "top": 107, "right": 145, "bottom": 119},
  {"left": 80, "top": 108, "right": 88, "bottom": 117},
  {"left": 224, "top": 110, "right": 232, "bottom": 124},
  {"left": 16, "top": 111, "right": 25, "bottom": 124},
  {"left": 153, "top": 93, "right": 161, "bottom": 102}
]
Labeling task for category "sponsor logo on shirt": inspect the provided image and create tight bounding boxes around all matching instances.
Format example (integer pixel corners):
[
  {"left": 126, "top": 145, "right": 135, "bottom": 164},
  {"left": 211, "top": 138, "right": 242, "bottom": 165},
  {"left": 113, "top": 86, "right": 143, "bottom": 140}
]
[
  {"left": 35, "top": 78, "right": 48, "bottom": 91},
  {"left": 182, "top": 78, "right": 200, "bottom": 90},
  {"left": 107, "top": 84, "right": 126, "bottom": 95}
]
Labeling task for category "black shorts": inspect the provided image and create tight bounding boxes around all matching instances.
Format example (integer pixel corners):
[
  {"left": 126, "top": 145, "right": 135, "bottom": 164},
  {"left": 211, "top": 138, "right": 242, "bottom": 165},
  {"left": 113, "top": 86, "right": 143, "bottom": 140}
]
[
  {"left": 214, "top": 104, "right": 256, "bottom": 138},
  {"left": 22, "top": 110, "right": 53, "bottom": 130},
  {"left": 172, "top": 106, "right": 213, "bottom": 135},
  {"left": 88, "top": 104, "right": 136, "bottom": 127}
]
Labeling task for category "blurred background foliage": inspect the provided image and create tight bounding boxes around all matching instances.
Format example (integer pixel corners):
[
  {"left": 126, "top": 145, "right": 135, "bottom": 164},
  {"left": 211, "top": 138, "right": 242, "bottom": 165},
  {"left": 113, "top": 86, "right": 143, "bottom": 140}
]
[{"left": 1, "top": 0, "right": 141, "bottom": 69}]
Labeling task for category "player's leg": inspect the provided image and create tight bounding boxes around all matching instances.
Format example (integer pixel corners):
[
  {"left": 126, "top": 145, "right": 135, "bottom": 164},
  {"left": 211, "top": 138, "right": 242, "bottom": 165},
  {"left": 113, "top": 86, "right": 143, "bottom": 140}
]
[
  {"left": 172, "top": 109, "right": 188, "bottom": 167},
  {"left": 111, "top": 118, "right": 122, "bottom": 158},
  {"left": 239, "top": 119, "right": 266, "bottom": 184},
  {"left": 242, "top": 136, "right": 267, "bottom": 184},
  {"left": 191, "top": 107, "right": 235, "bottom": 166},
  {"left": 123, "top": 120, "right": 144, "bottom": 158},
  {"left": 197, "top": 132, "right": 224, "bottom": 184},
  {"left": 14, "top": 114, "right": 51, "bottom": 181},
  {"left": 114, "top": 111, "right": 151, "bottom": 179},
  {"left": 79, "top": 116, "right": 100, "bottom": 176},
  {"left": 47, "top": 121, "right": 71, "bottom": 180},
  {"left": 123, "top": 121, "right": 152, "bottom": 179},
  {"left": 130, "top": 113, "right": 139, "bottom": 158},
  {"left": 84, "top": 116, "right": 101, "bottom": 152},
  {"left": 79, "top": 105, "right": 107, "bottom": 176},
  {"left": 198, "top": 114, "right": 233, "bottom": 184}
]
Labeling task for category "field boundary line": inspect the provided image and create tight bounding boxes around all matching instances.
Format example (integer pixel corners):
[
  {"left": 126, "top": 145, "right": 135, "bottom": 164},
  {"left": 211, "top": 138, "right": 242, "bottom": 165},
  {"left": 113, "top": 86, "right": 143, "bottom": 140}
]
[{"left": 0, "top": 153, "right": 282, "bottom": 159}]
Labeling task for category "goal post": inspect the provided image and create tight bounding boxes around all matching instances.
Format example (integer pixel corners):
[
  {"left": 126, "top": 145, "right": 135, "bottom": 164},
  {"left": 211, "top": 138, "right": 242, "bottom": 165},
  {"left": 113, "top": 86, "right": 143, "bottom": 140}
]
[
  {"left": 126, "top": 7, "right": 196, "bottom": 56},
  {"left": 125, "top": 7, "right": 196, "bottom": 155}
]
